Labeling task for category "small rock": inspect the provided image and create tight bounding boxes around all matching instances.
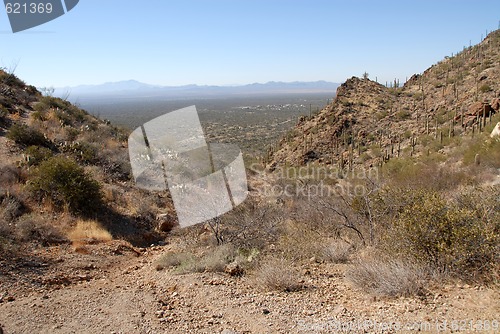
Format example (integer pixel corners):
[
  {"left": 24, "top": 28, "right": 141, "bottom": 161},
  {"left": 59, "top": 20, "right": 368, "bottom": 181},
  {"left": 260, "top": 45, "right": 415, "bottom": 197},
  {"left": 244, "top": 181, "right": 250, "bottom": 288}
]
[
  {"left": 224, "top": 263, "right": 244, "bottom": 277},
  {"left": 262, "top": 308, "right": 270, "bottom": 315}
]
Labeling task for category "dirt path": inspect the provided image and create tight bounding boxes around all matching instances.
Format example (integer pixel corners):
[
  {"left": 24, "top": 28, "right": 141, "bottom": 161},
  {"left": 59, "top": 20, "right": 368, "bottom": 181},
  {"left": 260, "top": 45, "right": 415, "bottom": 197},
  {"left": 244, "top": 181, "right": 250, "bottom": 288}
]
[{"left": 1, "top": 242, "right": 498, "bottom": 334}]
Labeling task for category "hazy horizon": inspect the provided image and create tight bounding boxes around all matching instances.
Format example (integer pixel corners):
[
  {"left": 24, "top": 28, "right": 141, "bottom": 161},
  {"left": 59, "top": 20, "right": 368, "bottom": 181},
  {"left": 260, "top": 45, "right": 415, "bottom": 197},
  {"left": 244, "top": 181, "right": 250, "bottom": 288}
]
[{"left": 2, "top": 1, "right": 499, "bottom": 88}]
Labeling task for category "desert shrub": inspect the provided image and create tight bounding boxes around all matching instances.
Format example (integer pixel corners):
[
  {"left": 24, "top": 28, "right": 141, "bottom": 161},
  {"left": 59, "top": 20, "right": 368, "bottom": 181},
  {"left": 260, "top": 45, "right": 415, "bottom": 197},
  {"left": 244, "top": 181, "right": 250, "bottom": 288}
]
[
  {"left": 253, "top": 257, "right": 302, "bottom": 292},
  {"left": 0, "top": 106, "right": 8, "bottom": 126},
  {"left": 64, "top": 127, "right": 80, "bottom": 142},
  {"left": 31, "top": 110, "right": 47, "bottom": 121},
  {"left": 40, "top": 96, "right": 67, "bottom": 110},
  {"left": 382, "top": 159, "right": 471, "bottom": 191},
  {"left": 67, "top": 220, "right": 112, "bottom": 244},
  {"left": 346, "top": 256, "right": 426, "bottom": 297},
  {"left": 160, "top": 244, "right": 238, "bottom": 274},
  {"left": 219, "top": 200, "right": 284, "bottom": 251},
  {"left": 53, "top": 109, "right": 72, "bottom": 126},
  {"left": 0, "top": 165, "right": 21, "bottom": 187},
  {"left": 36, "top": 96, "right": 88, "bottom": 124},
  {"left": 199, "top": 244, "right": 237, "bottom": 272},
  {"left": 320, "top": 240, "right": 354, "bottom": 263},
  {"left": 479, "top": 84, "right": 492, "bottom": 93},
  {"left": 156, "top": 251, "right": 196, "bottom": 271},
  {"left": 29, "top": 156, "right": 102, "bottom": 214},
  {"left": 15, "top": 214, "right": 67, "bottom": 246},
  {"left": 6, "top": 123, "right": 50, "bottom": 147},
  {"left": 462, "top": 137, "right": 500, "bottom": 169},
  {"left": 278, "top": 219, "right": 330, "bottom": 261},
  {"left": 25, "top": 145, "right": 53, "bottom": 166},
  {"left": 395, "top": 110, "right": 411, "bottom": 120},
  {"left": 66, "top": 142, "right": 99, "bottom": 164},
  {"left": 384, "top": 189, "right": 498, "bottom": 281},
  {"left": 0, "top": 71, "right": 24, "bottom": 87},
  {"left": 0, "top": 223, "right": 14, "bottom": 253},
  {"left": 0, "top": 194, "right": 24, "bottom": 222}
]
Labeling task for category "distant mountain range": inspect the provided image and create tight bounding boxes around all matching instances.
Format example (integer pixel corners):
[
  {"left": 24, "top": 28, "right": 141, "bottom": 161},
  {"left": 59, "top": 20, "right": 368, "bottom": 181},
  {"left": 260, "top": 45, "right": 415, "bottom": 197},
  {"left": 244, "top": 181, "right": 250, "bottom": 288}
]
[{"left": 54, "top": 80, "right": 340, "bottom": 101}]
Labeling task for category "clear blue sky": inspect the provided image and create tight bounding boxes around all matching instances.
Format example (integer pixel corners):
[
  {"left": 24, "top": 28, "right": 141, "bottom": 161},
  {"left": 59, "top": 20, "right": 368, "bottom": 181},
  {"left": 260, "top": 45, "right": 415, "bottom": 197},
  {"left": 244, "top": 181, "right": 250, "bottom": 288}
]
[{"left": 1, "top": 0, "right": 499, "bottom": 88}]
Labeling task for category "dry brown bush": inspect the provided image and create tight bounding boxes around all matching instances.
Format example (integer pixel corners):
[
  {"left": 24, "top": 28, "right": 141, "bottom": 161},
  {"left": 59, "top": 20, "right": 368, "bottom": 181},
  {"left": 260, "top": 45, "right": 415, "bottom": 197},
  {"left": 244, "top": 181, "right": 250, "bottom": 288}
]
[
  {"left": 15, "top": 214, "right": 67, "bottom": 246},
  {"left": 346, "top": 255, "right": 426, "bottom": 297},
  {"left": 253, "top": 257, "right": 302, "bottom": 292},
  {"left": 320, "top": 240, "right": 354, "bottom": 264},
  {"left": 0, "top": 194, "right": 24, "bottom": 223},
  {"left": 0, "top": 165, "right": 21, "bottom": 188}
]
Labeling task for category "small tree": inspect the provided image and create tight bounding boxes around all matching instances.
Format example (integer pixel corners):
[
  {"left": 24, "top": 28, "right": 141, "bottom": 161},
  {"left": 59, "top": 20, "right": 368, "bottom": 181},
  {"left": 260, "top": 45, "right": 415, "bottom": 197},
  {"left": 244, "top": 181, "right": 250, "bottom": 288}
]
[
  {"left": 6, "top": 123, "right": 49, "bottom": 147},
  {"left": 362, "top": 72, "right": 369, "bottom": 80},
  {"left": 29, "top": 156, "right": 102, "bottom": 215}
]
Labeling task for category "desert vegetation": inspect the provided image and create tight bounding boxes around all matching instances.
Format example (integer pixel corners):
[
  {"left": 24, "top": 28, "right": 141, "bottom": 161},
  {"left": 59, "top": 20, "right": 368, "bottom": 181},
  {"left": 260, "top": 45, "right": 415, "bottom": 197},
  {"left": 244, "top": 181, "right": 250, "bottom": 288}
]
[{"left": 1, "top": 29, "right": 500, "bottom": 334}]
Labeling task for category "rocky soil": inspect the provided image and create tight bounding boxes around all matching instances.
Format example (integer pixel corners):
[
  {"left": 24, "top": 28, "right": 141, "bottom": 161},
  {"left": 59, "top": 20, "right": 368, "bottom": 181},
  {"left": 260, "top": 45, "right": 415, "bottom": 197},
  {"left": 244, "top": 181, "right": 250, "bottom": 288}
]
[{"left": 0, "top": 240, "right": 498, "bottom": 334}]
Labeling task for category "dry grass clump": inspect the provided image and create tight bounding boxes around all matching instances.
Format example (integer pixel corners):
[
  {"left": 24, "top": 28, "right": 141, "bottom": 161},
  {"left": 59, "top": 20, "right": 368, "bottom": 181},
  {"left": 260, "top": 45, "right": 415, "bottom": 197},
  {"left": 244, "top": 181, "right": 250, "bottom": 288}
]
[
  {"left": 320, "top": 240, "right": 354, "bottom": 264},
  {"left": 0, "top": 194, "right": 24, "bottom": 223},
  {"left": 156, "top": 251, "right": 195, "bottom": 271},
  {"left": 346, "top": 255, "right": 426, "bottom": 297},
  {"left": 277, "top": 218, "right": 354, "bottom": 264},
  {"left": 253, "top": 257, "right": 302, "bottom": 292},
  {"left": 67, "top": 220, "right": 112, "bottom": 244},
  {"left": 156, "top": 244, "right": 238, "bottom": 274}
]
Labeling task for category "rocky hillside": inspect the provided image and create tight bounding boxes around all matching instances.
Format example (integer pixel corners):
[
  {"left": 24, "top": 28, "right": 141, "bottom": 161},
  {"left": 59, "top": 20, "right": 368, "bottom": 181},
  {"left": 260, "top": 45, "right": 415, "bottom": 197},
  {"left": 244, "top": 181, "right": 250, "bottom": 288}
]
[
  {"left": 0, "top": 68, "right": 173, "bottom": 252},
  {"left": 268, "top": 29, "right": 500, "bottom": 169}
]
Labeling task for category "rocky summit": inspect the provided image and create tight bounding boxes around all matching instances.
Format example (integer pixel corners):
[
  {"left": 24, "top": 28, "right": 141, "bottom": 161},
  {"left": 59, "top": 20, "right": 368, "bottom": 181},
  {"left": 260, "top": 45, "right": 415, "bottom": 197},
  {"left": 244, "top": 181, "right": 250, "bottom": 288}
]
[{"left": 268, "top": 30, "right": 500, "bottom": 169}]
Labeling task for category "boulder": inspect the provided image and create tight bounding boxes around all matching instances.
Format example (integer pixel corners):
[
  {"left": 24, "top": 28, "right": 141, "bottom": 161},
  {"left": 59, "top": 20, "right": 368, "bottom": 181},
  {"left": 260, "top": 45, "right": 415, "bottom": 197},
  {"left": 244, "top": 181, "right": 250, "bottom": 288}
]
[
  {"left": 491, "top": 122, "right": 500, "bottom": 139},
  {"left": 156, "top": 213, "right": 177, "bottom": 232},
  {"left": 303, "top": 150, "right": 319, "bottom": 164},
  {"left": 224, "top": 262, "right": 243, "bottom": 276},
  {"left": 467, "top": 102, "right": 494, "bottom": 117},
  {"left": 490, "top": 98, "right": 500, "bottom": 112}
]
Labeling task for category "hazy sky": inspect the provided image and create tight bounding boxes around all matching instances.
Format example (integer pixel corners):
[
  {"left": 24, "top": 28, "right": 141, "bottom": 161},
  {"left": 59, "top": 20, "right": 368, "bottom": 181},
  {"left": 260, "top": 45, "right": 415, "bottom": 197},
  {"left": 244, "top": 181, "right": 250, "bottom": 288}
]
[{"left": 1, "top": 0, "right": 499, "bottom": 88}]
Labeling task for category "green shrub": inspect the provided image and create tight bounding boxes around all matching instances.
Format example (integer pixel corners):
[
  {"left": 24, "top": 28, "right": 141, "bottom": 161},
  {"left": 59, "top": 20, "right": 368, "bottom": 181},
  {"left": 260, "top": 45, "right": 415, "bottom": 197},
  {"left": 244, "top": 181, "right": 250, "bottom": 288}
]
[
  {"left": 65, "top": 142, "right": 99, "bottom": 164},
  {"left": 25, "top": 145, "right": 53, "bottom": 166},
  {"left": 0, "top": 106, "right": 8, "bottom": 126},
  {"left": 157, "top": 244, "right": 238, "bottom": 274},
  {"left": 29, "top": 156, "right": 102, "bottom": 214},
  {"left": 64, "top": 127, "right": 80, "bottom": 142},
  {"left": 31, "top": 110, "right": 47, "bottom": 121},
  {"left": 0, "top": 71, "right": 25, "bottom": 87},
  {"left": 479, "top": 84, "right": 492, "bottom": 93},
  {"left": 395, "top": 110, "right": 411, "bottom": 120},
  {"left": 39, "top": 96, "right": 67, "bottom": 110},
  {"left": 462, "top": 136, "right": 500, "bottom": 168},
  {"left": 384, "top": 189, "right": 498, "bottom": 281},
  {"left": 6, "top": 123, "right": 49, "bottom": 147}
]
